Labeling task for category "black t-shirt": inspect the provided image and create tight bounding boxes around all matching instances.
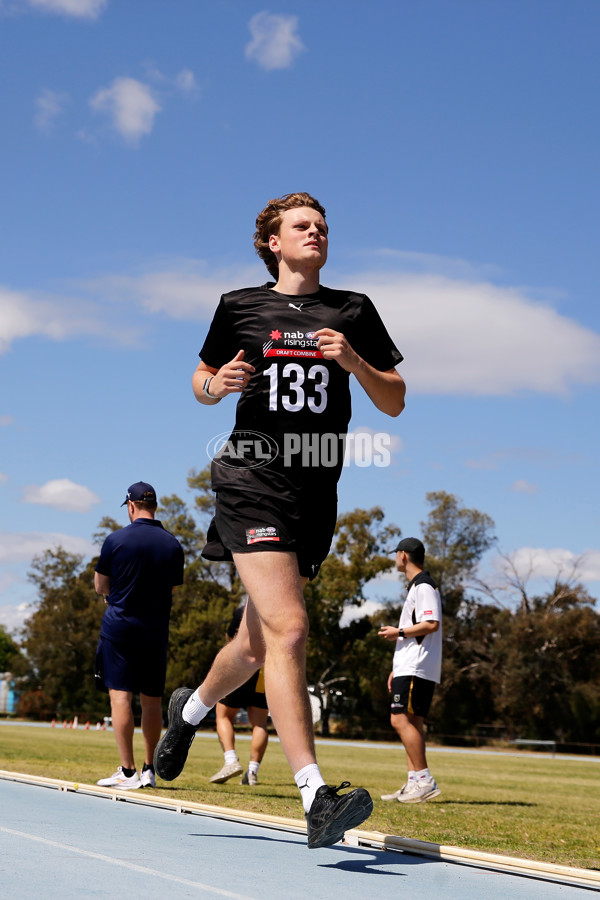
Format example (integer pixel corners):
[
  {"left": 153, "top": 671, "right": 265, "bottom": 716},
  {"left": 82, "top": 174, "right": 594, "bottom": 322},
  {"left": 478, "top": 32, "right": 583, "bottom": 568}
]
[{"left": 200, "top": 283, "right": 403, "bottom": 497}]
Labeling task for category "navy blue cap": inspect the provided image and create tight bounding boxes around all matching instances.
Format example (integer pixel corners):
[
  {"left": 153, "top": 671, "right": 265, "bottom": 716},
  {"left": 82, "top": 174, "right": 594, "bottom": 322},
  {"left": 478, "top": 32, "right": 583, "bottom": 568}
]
[
  {"left": 394, "top": 537, "right": 425, "bottom": 555},
  {"left": 121, "top": 481, "right": 157, "bottom": 506}
]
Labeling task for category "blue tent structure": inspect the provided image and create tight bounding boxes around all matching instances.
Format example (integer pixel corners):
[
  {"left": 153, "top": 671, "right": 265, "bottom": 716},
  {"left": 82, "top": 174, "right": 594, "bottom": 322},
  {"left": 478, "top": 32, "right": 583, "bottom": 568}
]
[{"left": 0, "top": 673, "right": 17, "bottom": 714}]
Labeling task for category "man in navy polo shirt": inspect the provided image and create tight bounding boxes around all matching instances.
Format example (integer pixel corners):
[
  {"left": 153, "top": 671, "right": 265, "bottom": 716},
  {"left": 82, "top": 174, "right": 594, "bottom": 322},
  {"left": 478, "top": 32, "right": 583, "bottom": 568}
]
[{"left": 94, "top": 481, "right": 184, "bottom": 790}]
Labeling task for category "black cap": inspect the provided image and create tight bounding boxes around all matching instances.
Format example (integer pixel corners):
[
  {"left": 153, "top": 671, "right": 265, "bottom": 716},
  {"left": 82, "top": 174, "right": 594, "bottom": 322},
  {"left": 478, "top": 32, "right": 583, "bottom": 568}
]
[
  {"left": 394, "top": 537, "right": 425, "bottom": 555},
  {"left": 121, "top": 481, "right": 157, "bottom": 506}
]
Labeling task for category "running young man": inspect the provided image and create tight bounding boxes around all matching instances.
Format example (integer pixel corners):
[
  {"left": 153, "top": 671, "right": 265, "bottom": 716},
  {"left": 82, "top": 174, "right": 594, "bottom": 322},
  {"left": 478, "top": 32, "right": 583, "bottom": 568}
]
[{"left": 155, "top": 192, "right": 405, "bottom": 848}]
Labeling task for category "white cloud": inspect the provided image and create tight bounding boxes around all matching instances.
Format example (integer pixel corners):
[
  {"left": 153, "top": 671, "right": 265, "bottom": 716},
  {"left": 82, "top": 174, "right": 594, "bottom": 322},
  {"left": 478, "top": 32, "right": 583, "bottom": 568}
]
[
  {"left": 4, "top": 255, "right": 600, "bottom": 399},
  {"left": 0, "top": 602, "right": 31, "bottom": 635},
  {"left": 80, "top": 262, "right": 600, "bottom": 396},
  {"left": 376, "top": 248, "right": 503, "bottom": 281},
  {"left": 343, "top": 545, "right": 600, "bottom": 626},
  {"left": 22, "top": 479, "right": 101, "bottom": 513},
  {"left": 0, "top": 415, "right": 13, "bottom": 426},
  {"left": 0, "top": 530, "right": 97, "bottom": 633},
  {"left": 0, "top": 530, "right": 96, "bottom": 562},
  {"left": 34, "top": 88, "right": 69, "bottom": 133},
  {"left": 84, "top": 263, "right": 263, "bottom": 321},
  {"left": 465, "top": 447, "right": 572, "bottom": 471},
  {"left": 0, "top": 284, "right": 120, "bottom": 353},
  {"left": 28, "top": 0, "right": 106, "bottom": 18},
  {"left": 340, "top": 597, "right": 393, "bottom": 627},
  {"left": 175, "top": 69, "right": 198, "bottom": 93},
  {"left": 141, "top": 63, "right": 201, "bottom": 96},
  {"left": 0, "top": 472, "right": 8, "bottom": 483},
  {"left": 501, "top": 547, "right": 600, "bottom": 585},
  {"left": 347, "top": 271, "right": 600, "bottom": 396},
  {"left": 89, "top": 77, "right": 161, "bottom": 146},
  {"left": 245, "top": 12, "right": 305, "bottom": 70},
  {"left": 510, "top": 480, "right": 539, "bottom": 495}
]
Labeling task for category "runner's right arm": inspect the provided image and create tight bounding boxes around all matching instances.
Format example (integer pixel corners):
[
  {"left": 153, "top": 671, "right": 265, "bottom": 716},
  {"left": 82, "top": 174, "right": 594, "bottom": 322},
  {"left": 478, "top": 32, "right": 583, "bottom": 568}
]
[{"left": 192, "top": 350, "right": 255, "bottom": 405}]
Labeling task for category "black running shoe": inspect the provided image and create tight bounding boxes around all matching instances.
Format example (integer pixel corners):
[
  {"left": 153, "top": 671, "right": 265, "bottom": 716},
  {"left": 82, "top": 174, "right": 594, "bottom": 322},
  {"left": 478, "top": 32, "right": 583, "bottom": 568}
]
[
  {"left": 306, "top": 781, "right": 373, "bottom": 849},
  {"left": 153, "top": 687, "right": 197, "bottom": 781}
]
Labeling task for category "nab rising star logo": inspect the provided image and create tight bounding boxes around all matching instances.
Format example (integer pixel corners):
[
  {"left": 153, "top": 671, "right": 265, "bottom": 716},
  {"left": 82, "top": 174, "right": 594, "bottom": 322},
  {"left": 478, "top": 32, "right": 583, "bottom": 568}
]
[{"left": 263, "top": 326, "right": 323, "bottom": 359}]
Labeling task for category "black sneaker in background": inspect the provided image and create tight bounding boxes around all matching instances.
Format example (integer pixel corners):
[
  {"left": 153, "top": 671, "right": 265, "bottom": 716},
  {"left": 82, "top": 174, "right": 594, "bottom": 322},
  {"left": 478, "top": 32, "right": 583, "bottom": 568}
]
[
  {"left": 153, "top": 687, "right": 197, "bottom": 781},
  {"left": 306, "top": 781, "right": 373, "bottom": 849}
]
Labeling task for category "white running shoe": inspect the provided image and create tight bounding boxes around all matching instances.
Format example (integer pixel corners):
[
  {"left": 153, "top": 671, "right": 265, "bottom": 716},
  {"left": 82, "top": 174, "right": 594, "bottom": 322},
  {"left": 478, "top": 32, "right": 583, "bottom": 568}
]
[
  {"left": 241, "top": 770, "right": 258, "bottom": 786},
  {"left": 97, "top": 767, "right": 142, "bottom": 789},
  {"left": 398, "top": 776, "right": 441, "bottom": 803},
  {"left": 381, "top": 781, "right": 417, "bottom": 801},
  {"left": 209, "top": 762, "right": 243, "bottom": 783},
  {"left": 139, "top": 768, "right": 156, "bottom": 788}
]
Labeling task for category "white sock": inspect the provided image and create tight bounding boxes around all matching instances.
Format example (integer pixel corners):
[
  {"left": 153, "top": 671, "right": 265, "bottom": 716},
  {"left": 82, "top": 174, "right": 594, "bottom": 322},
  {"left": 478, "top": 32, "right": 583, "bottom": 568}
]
[
  {"left": 224, "top": 750, "right": 239, "bottom": 766},
  {"left": 294, "top": 764, "right": 326, "bottom": 813},
  {"left": 248, "top": 760, "right": 260, "bottom": 776},
  {"left": 415, "top": 767, "right": 431, "bottom": 781},
  {"left": 182, "top": 690, "right": 213, "bottom": 725},
  {"left": 407, "top": 770, "right": 416, "bottom": 782}
]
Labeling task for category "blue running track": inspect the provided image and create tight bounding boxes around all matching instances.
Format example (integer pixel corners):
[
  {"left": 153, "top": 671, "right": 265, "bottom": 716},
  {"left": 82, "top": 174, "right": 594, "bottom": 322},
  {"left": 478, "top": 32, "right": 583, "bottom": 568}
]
[{"left": 1, "top": 776, "right": 598, "bottom": 899}]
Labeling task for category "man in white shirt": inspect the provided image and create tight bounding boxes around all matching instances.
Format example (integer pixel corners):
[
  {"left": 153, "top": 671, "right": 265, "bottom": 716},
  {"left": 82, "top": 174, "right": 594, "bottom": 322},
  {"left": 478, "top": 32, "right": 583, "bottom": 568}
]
[{"left": 378, "top": 537, "right": 442, "bottom": 803}]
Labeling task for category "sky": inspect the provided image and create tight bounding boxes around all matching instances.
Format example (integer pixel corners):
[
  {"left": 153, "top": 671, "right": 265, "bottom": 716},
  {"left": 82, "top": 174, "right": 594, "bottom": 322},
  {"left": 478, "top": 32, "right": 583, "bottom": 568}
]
[{"left": 1, "top": 0, "right": 599, "bottom": 634}]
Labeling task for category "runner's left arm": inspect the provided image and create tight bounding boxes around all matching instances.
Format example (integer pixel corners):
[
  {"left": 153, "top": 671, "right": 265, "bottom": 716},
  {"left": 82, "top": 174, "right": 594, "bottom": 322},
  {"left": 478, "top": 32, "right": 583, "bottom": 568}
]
[{"left": 314, "top": 328, "right": 405, "bottom": 417}]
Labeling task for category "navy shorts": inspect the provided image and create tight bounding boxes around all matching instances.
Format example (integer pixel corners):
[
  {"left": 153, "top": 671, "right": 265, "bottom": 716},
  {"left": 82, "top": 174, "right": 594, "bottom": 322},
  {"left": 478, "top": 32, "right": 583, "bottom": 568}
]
[
  {"left": 220, "top": 669, "right": 268, "bottom": 710},
  {"left": 201, "top": 487, "right": 337, "bottom": 580},
  {"left": 95, "top": 636, "right": 167, "bottom": 697},
  {"left": 390, "top": 675, "right": 436, "bottom": 718}
]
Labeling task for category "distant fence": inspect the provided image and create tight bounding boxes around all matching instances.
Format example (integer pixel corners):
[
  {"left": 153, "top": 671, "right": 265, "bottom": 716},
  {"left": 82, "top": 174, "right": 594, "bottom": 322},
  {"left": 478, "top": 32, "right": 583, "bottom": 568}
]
[
  {"left": 429, "top": 733, "right": 600, "bottom": 757},
  {"left": 340, "top": 724, "right": 598, "bottom": 756}
]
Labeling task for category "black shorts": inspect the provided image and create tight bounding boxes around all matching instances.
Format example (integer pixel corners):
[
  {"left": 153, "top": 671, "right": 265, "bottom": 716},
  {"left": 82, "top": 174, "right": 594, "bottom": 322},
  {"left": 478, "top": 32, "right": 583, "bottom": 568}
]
[
  {"left": 390, "top": 675, "right": 436, "bottom": 718},
  {"left": 220, "top": 669, "right": 268, "bottom": 710},
  {"left": 95, "top": 636, "right": 167, "bottom": 697},
  {"left": 201, "top": 487, "right": 337, "bottom": 580}
]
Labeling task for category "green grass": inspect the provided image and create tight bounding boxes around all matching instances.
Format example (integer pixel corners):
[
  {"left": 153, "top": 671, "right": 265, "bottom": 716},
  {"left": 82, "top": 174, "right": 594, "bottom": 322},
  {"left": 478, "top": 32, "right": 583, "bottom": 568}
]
[{"left": 1, "top": 723, "right": 599, "bottom": 870}]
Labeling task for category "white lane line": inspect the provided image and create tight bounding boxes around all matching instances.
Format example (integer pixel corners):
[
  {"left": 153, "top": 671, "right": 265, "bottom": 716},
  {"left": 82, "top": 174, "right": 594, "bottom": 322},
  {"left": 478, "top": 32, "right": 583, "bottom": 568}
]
[{"left": 0, "top": 826, "right": 257, "bottom": 900}]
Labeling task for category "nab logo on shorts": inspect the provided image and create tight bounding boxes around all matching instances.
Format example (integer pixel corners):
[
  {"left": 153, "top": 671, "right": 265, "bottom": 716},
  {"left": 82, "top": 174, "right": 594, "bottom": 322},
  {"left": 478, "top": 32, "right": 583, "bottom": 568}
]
[{"left": 246, "top": 526, "right": 280, "bottom": 545}]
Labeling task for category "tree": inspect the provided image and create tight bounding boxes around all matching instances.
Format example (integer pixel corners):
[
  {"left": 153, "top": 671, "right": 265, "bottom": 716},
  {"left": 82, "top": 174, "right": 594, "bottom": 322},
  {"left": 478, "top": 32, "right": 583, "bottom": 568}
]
[
  {"left": 18, "top": 479, "right": 598, "bottom": 743},
  {"left": 421, "top": 490, "right": 496, "bottom": 611},
  {"left": 161, "top": 474, "right": 244, "bottom": 696},
  {"left": 92, "top": 516, "right": 122, "bottom": 547},
  {"left": 0, "top": 625, "right": 21, "bottom": 672},
  {"left": 17, "top": 549, "right": 107, "bottom": 720},
  {"left": 16, "top": 470, "right": 245, "bottom": 722},
  {"left": 304, "top": 506, "right": 400, "bottom": 734},
  {"left": 352, "top": 491, "right": 499, "bottom": 737},
  {"left": 490, "top": 583, "right": 600, "bottom": 742}
]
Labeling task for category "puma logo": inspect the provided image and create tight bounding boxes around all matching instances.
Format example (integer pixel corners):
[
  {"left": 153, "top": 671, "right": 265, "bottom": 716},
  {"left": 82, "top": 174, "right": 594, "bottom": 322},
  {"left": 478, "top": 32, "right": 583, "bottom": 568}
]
[{"left": 288, "top": 302, "right": 304, "bottom": 311}]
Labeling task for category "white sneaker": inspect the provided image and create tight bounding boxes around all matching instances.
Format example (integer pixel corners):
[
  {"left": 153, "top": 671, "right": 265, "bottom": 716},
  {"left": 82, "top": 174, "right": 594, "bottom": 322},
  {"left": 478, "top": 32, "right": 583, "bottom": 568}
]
[
  {"left": 381, "top": 781, "right": 417, "bottom": 801},
  {"left": 139, "top": 768, "right": 156, "bottom": 788},
  {"left": 398, "top": 776, "right": 441, "bottom": 803},
  {"left": 97, "top": 767, "right": 142, "bottom": 790},
  {"left": 209, "top": 762, "right": 243, "bottom": 783},
  {"left": 241, "top": 769, "right": 258, "bottom": 786}
]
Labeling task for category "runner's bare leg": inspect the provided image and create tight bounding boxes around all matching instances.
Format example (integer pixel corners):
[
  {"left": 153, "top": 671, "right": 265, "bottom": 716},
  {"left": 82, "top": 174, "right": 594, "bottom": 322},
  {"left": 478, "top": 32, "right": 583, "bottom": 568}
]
[{"left": 198, "top": 550, "right": 315, "bottom": 773}]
